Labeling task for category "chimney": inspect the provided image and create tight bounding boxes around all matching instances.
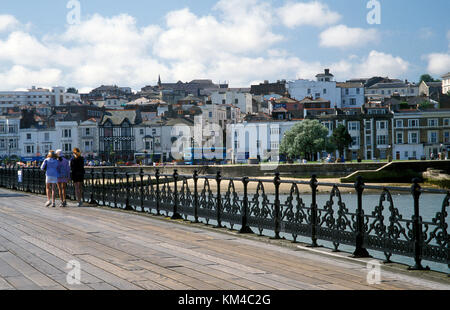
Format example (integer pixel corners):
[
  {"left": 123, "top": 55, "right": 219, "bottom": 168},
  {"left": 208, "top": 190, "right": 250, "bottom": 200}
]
[{"left": 325, "top": 69, "right": 330, "bottom": 75}]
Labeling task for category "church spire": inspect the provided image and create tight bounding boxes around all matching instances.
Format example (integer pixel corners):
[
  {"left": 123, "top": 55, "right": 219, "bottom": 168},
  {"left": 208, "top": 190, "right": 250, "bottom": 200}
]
[{"left": 158, "top": 75, "right": 162, "bottom": 88}]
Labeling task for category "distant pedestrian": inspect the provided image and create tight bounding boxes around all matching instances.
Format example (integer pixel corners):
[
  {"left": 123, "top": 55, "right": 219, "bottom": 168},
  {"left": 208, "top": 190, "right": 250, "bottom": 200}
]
[
  {"left": 41, "top": 150, "right": 59, "bottom": 208},
  {"left": 430, "top": 152, "right": 435, "bottom": 160},
  {"left": 70, "top": 148, "right": 85, "bottom": 207},
  {"left": 56, "top": 150, "right": 70, "bottom": 208}
]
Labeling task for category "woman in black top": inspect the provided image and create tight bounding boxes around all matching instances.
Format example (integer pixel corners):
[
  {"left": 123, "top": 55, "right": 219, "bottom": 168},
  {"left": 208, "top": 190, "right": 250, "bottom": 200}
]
[{"left": 70, "top": 148, "right": 85, "bottom": 207}]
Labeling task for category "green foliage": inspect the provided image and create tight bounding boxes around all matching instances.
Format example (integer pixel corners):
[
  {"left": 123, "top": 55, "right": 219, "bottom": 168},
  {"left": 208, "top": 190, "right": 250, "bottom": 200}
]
[
  {"left": 399, "top": 102, "right": 409, "bottom": 110},
  {"left": 330, "top": 124, "right": 352, "bottom": 155},
  {"left": 66, "top": 87, "right": 78, "bottom": 94},
  {"left": 280, "top": 120, "right": 332, "bottom": 160},
  {"left": 419, "top": 100, "right": 432, "bottom": 110},
  {"left": 419, "top": 74, "right": 439, "bottom": 83}
]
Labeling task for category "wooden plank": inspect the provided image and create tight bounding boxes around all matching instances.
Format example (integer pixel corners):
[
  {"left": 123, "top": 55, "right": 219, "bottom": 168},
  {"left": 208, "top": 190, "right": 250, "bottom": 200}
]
[
  {"left": 0, "top": 252, "right": 62, "bottom": 288},
  {"left": 3, "top": 276, "right": 42, "bottom": 290},
  {"left": 0, "top": 277, "right": 15, "bottom": 290}
]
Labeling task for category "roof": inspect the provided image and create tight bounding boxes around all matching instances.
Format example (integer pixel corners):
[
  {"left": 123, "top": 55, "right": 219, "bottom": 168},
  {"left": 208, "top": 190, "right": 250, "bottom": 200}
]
[
  {"left": 298, "top": 97, "right": 330, "bottom": 104},
  {"left": 369, "top": 82, "right": 416, "bottom": 89},
  {"left": 336, "top": 82, "right": 364, "bottom": 88},
  {"left": 442, "top": 72, "right": 450, "bottom": 79},
  {"left": 101, "top": 110, "right": 139, "bottom": 126}
]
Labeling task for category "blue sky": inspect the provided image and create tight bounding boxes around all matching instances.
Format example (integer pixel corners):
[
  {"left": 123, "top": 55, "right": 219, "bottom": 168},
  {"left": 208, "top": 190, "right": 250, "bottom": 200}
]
[{"left": 0, "top": 0, "right": 449, "bottom": 91}]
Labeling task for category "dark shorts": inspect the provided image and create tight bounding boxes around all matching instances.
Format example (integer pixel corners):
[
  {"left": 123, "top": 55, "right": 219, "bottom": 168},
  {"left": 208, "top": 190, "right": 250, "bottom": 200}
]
[{"left": 72, "top": 176, "right": 84, "bottom": 183}]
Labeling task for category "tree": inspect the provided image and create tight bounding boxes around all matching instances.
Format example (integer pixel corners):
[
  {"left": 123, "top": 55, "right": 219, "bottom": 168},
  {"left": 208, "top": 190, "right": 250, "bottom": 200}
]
[
  {"left": 280, "top": 120, "right": 332, "bottom": 161},
  {"left": 330, "top": 124, "right": 353, "bottom": 159},
  {"left": 419, "top": 74, "right": 441, "bottom": 83},
  {"left": 66, "top": 87, "right": 78, "bottom": 94}
]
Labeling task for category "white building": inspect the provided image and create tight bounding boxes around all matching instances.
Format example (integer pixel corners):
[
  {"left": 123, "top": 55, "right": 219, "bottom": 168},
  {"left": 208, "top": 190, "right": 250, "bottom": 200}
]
[
  {"left": 210, "top": 88, "right": 253, "bottom": 114},
  {"left": 287, "top": 69, "right": 342, "bottom": 108},
  {"left": 0, "top": 87, "right": 80, "bottom": 113},
  {"left": 0, "top": 116, "right": 21, "bottom": 158},
  {"left": 442, "top": 72, "right": 450, "bottom": 94},
  {"left": 337, "top": 82, "right": 365, "bottom": 108},
  {"left": 55, "top": 121, "right": 79, "bottom": 154},
  {"left": 228, "top": 120, "right": 298, "bottom": 163},
  {"left": 20, "top": 127, "right": 57, "bottom": 160},
  {"left": 79, "top": 119, "right": 99, "bottom": 159},
  {"left": 366, "top": 82, "right": 419, "bottom": 100}
]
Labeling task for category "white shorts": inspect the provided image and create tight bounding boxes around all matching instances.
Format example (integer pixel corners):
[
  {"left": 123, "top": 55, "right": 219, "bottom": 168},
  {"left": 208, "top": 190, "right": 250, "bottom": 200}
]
[{"left": 46, "top": 176, "right": 58, "bottom": 184}]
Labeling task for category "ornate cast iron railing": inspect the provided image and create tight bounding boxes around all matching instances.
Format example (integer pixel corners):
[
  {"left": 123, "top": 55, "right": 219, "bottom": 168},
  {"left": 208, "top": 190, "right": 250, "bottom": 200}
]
[{"left": 1, "top": 166, "right": 448, "bottom": 273}]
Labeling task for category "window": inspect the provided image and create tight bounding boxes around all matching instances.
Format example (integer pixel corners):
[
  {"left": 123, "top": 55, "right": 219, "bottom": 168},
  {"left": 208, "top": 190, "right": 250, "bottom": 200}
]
[
  {"left": 345, "top": 89, "right": 349, "bottom": 95},
  {"left": 140, "top": 129, "right": 144, "bottom": 135},
  {"left": 145, "top": 141, "right": 151, "bottom": 150},
  {"left": 366, "top": 135, "right": 372, "bottom": 146},
  {"left": 444, "top": 131, "right": 450, "bottom": 143},
  {"left": 270, "top": 127, "right": 280, "bottom": 135},
  {"left": 376, "top": 121, "right": 387, "bottom": 130},
  {"left": 44, "top": 133, "right": 50, "bottom": 141},
  {"left": 404, "top": 151, "right": 409, "bottom": 158},
  {"left": 351, "top": 136, "right": 360, "bottom": 148},
  {"left": 408, "top": 132, "right": 419, "bottom": 144},
  {"left": 348, "top": 122, "right": 359, "bottom": 131},
  {"left": 323, "top": 89, "right": 327, "bottom": 95},
  {"left": 396, "top": 120, "right": 403, "bottom": 128},
  {"left": 63, "top": 143, "right": 72, "bottom": 152},
  {"left": 63, "top": 129, "right": 71, "bottom": 138},
  {"left": 396, "top": 132, "right": 403, "bottom": 144},
  {"left": 315, "top": 93, "right": 320, "bottom": 98},
  {"left": 27, "top": 133, "right": 32, "bottom": 140},
  {"left": 428, "top": 119, "right": 438, "bottom": 127},
  {"left": 234, "top": 99, "right": 238, "bottom": 104},
  {"left": 271, "top": 142, "right": 279, "bottom": 150},
  {"left": 376, "top": 135, "right": 387, "bottom": 145},
  {"left": 356, "top": 88, "right": 360, "bottom": 95},
  {"left": 444, "top": 118, "right": 450, "bottom": 126},
  {"left": 350, "top": 98, "right": 356, "bottom": 105},
  {"left": 26, "top": 145, "right": 34, "bottom": 154},
  {"left": 428, "top": 131, "right": 438, "bottom": 143},
  {"left": 85, "top": 128, "right": 91, "bottom": 136},
  {"left": 307, "top": 89, "right": 311, "bottom": 95},
  {"left": 408, "top": 119, "right": 419, "bottom": 128},
  {"left": 209, "top": 112, "right": 213, "bottom": 118}
]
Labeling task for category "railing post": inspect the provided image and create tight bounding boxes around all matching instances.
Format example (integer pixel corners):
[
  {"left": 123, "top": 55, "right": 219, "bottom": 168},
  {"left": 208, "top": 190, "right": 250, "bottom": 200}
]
[
  {"left": 239, "top": 177, "right": 253, "bottom": 234},
  {"left": 171, "top": 170, "right": 182, "bottom": 219},
  {"left": 124, "top": 172, "right": 132, "bottom": 211},
  {"left": 140, "top": 168, "right": 145, "bottom": 212},
  {"left": 215, "top": 171, "right": 223, "bottom": 228},
  {"left": 273, "top": 172, "right": 281, "bottom": 239},
  {"left": 155, "top": 169, "right": 161, "bottom": 216},
  {"left": 193, "top": 170, "right": 199, "bottom": 223},
  {"left": 113, "top": 169, "right": 118, "bottom": 208},
  {"left": 353, "top": 176, "right": 371, "bottom": 258},
  {"left": 101, "top": 168, "right": 106, "bottom": 206},
  {"left": 409, "top": 178, "right": 429, "bottom": 270},
  {"left": 90, "top": 169, "right": 95, "bottom": 204},
  {"left": 309, "top": 175, "right": 319, "bottom": 247}
]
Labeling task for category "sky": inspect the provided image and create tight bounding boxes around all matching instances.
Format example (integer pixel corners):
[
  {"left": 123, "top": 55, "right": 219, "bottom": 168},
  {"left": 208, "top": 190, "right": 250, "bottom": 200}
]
[{"left": 0, "top": 0, "right": 449, "bottom": 92}]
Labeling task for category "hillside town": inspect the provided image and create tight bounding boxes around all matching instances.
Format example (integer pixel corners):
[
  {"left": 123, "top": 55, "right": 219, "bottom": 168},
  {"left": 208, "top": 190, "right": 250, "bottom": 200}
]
[{"left": 1, "top": 69, "right": 450, "bottom": 165}]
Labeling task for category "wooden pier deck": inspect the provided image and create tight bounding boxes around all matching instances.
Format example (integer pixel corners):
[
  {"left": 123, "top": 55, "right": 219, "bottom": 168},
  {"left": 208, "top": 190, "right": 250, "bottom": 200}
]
[{"left": 0, "top": 188, "right": 448, "bottom": 291}]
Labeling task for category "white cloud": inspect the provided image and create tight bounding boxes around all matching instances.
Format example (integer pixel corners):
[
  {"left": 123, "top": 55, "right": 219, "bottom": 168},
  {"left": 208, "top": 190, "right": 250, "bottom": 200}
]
[
  {"left": 426, "top": 53, "right": 450, "bottom": 76},
  {"left": 0, "top": 2, "right": 413, "bottom": 91},
  {"left": 0, "top": 65, "right": 61, "bottom": 89},
  {"left": 424, "top": 31, "right": 450, "bottom": 76},
  {"left": 277, "top": 1, "right": 341, "bottom": 28},
  {"left": 319, "top": 25, "right": 379, "bottom": 48},
  {"left": 0, "top": 15, "right": 20, "bottom": 33}
]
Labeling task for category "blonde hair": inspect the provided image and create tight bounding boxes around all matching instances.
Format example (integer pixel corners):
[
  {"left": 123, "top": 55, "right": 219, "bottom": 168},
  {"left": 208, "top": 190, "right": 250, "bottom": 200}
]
[
  {"left": 47, "top": 150, "right": 57, "bottom": 159},
  {"left": 72, "top": 148, "right": 82, "bottom": 158}
]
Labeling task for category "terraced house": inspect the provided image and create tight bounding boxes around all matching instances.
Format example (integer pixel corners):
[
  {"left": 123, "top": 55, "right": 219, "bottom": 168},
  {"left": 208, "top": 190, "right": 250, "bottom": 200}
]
[{"left": 392, "top": 109, "right": 450, "bottom": 160}]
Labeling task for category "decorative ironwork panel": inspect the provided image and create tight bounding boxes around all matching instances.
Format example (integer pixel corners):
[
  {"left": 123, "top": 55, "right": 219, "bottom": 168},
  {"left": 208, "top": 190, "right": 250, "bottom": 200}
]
[
  {"left": 221, "top": 180, "right": 242, "bottom": 229},
  {"left": 159, "top": 176, "right": 174, "bottom": 215},
  {"left": 179, "top": 177, "right": 194, "bottom": 219},
  {"left": 198, "top": 178, "right": 216, "bottom": 224},
  {"left": 422, "top": 193, "right": 449, "bottom": 264},
  {"left": 316, "top": 186, "right": 355, "bottom": 250},
  {"left": 247, "top": 182, "right": 274, "bottom": 236},
  {"left": 281, "top": 183, "right": 311, "bottom": 242}
]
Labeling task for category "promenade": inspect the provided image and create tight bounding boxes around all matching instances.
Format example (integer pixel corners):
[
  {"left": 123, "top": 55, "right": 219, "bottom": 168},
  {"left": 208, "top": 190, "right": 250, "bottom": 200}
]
[{"left": 0, "top": 188, "right": 448, "bottom": 290}]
